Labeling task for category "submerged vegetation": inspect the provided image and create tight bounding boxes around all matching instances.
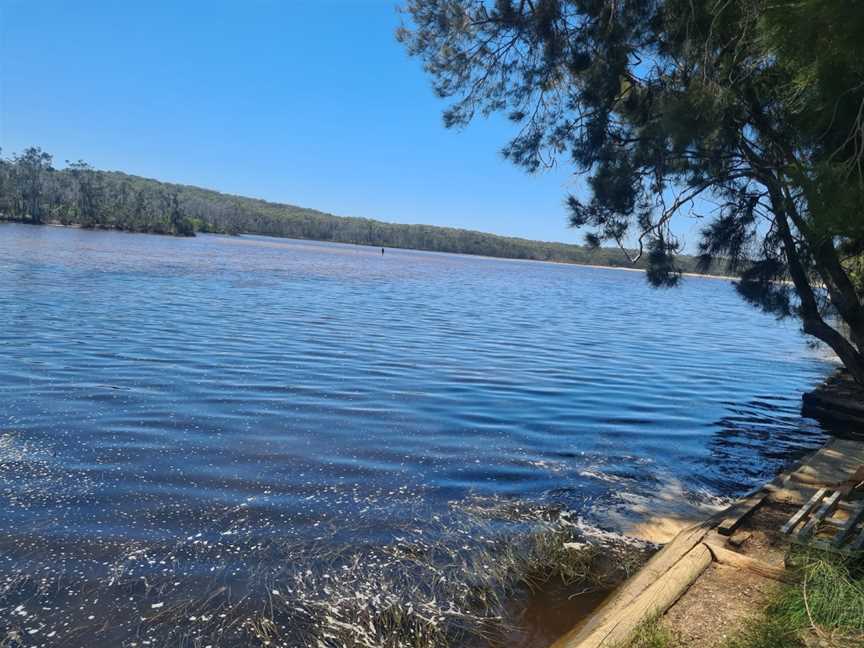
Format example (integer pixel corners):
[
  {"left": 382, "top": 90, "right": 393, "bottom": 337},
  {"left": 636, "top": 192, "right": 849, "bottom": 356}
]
[
  {"left": 1, "top": 493, "right": 652, "bottom": 648},
  {"left": 0, "top": 146, "right": 729, "bottom": 274}
]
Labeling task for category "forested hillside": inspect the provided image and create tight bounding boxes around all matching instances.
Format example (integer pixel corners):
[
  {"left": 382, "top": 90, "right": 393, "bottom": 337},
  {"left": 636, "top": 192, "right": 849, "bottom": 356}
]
[{"left": 0, "top": 146, "right": 721, "bottom": 273}]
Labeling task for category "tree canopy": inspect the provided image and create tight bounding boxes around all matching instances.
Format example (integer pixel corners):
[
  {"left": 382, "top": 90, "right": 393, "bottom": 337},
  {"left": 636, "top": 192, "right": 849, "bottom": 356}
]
[
  {"left": 399, "top": 0, "right": 864, "bottom": 382},
  {"left": 0, "top": 147, "right": 196, "bottom": 236}
]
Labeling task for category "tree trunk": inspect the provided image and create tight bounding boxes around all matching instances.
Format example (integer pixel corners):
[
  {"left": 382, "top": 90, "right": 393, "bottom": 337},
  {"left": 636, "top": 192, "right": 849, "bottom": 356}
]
[
  {"left": 756, "top": 171, "right": 864, "bottom": 382},
  {"left": 782, "top": 196, "right": 864, "bottom": 351},
  {"left": 802, "top": 316, "right": 864, "bottom": 382},
  {"left": 773, "top": 206, "right": 864, "bottom": 383}
]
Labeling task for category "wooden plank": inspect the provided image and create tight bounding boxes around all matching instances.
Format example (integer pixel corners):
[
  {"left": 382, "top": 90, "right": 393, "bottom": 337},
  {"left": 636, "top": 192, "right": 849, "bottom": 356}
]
[
  {"left": 728, "top": 531, "right": 751, "bottom": 548},
  {"left": 799, "top": 490, "right": 842, "bottom": 538},
  {"left": 834, "top": 504, "right": 864, "bottom": 548},
  {"left": 781, "top": 487, "right": 827, "bottom": 534},
  {"left": 850, "top": 522, "right": 864, "bottom": 551},
  {"left": 718, "top": 490, "right": 769, "bottom": 536},
  {"left": 550, "top": 445, "right": 838, "bottom": 648},
  {"left": 703, "top": 541, "right": 796, "bottom": 584},
  {"left": 810, "top": 539, "right": 833, "bottom": 552},
  {"left": 557, "top": 544, "right": 712, "bottom": 648},
  {"left": 551, "top": 523, "right": 712, "bottom": 648}
]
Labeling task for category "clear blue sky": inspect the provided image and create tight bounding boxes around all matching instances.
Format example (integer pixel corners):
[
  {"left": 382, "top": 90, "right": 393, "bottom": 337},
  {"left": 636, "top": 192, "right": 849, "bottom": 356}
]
[{"left": 0, "top": 0, "right": 702, "bottom": 247}]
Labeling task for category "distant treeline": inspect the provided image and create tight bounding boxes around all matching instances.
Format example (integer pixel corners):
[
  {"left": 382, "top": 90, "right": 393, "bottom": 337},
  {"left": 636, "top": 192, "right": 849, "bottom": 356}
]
[{"left": 0, "top": 146, "right": 725, "bottom": 274}]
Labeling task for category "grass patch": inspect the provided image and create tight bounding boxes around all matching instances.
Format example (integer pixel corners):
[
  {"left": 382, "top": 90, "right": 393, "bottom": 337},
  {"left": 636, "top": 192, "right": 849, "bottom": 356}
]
[
  {"left": 775, "top": 548, "right": 864, "bottom": 638},
  {"left": 283, "top": 516, "right": 648, "bottom": 647},
  {"left": 623, "top": 616, "right": 675, "bottom": 648},
  {"left": 723, "top": 547, "right": 864, "bottom": 648},
  {"left": 722, "top": 615, "right": 804, "bottom": 648}
]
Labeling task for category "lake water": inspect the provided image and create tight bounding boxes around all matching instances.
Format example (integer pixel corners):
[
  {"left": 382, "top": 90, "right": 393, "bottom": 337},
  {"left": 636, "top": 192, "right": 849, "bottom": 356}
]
[{"left": 0, "top": 223, "right": 832, "bottom": 647}]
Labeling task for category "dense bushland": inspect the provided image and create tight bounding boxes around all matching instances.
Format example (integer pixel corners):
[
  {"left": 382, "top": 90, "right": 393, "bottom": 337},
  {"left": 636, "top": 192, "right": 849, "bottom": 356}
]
[{"left": 0, "top": 146, "right": 723, "bottom": 274}]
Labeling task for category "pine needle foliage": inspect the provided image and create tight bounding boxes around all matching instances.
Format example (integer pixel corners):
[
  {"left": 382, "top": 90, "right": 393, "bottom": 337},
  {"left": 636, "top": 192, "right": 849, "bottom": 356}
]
[{"left": 399, "top": 0, "right": 864, "bottom": 381}]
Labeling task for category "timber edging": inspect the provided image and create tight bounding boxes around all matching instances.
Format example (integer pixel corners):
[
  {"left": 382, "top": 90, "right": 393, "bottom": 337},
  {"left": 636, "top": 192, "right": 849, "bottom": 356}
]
[
  {"left": 549, "top": 449, "right": 822, "bottom": 648},
  {"left": 552, "top": 372, "right": 864, "bottom": 648}
]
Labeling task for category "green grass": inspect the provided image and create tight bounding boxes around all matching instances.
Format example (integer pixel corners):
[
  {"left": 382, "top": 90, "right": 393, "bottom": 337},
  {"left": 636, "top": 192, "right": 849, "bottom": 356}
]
[
  {"left": 723, "top": 548, "right": 864, "bottom": 648},
  {"left": 623, "top": 616, "right": 675, "bottom": 648},
  {"left": 620, "top": 548, "right": 864, "bottom": 648},
  {"left": 722, "top": 615, "right": 804, "bottom": 648}
]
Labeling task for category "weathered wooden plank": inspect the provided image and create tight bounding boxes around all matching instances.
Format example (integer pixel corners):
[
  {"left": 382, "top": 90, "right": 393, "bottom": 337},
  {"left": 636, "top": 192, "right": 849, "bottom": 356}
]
[
  {"left": 558, "top": 543, "right": 712, "bottom": 648},
  {"left": 551, "top": 523, "right": 712, "bottom": 648},
  {"left": 810, "top": 539, "right": 833, "bottom": 552},
  {"left": 550, "top": 442, "right": 846, "bottom": 648},
  {"left": 781, "top": 487, "right": 827, "bottom": 534},
  {"left": 799, "top": 490, "right": 842, "bottom": 538},
  {"left": 833, "top": 503, "right": 864, "bottom": 548},
  {"left": 718, "top": 490, "right": 769, "bottom": 536},
  {"left": 728, "top": 531, "right": 752, "bottom": 548},
  {"left": 851, "top": 525, "right": 864, "bottom": 551},
  {"left": 823, "top": 517, "right": 846, "bottom": 529},
  {"left": 703, "top": 541, "right": 796, "bottom": 584}
]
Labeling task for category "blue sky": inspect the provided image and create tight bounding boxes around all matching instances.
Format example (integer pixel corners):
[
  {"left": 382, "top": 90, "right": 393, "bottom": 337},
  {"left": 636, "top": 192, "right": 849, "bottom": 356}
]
[{"left": 0, "top": 0, "right": 703, "bottom": 247}]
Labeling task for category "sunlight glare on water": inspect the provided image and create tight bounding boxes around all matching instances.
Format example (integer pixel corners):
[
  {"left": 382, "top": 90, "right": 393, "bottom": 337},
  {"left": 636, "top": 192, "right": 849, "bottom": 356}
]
[{"left": 0, "top": 223, "right": 832, "bottom": 646}]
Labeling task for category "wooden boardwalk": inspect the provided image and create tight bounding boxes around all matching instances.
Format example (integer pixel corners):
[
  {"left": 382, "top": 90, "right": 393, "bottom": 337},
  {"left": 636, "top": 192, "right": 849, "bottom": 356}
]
[{"left": 551, "top": 435, "right": 864, "bottom": 648}]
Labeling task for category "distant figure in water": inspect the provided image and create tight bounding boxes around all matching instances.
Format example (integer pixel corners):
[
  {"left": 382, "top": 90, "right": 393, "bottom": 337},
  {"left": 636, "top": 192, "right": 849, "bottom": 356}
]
[{"left": 381, "top": 248, "right": 385, "bottom": 255}]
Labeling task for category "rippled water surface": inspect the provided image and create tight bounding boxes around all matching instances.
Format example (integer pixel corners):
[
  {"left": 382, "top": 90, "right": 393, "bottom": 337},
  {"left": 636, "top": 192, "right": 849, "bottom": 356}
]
[{"left": 0, "top": 223, "right": 832, "bottom": 646}]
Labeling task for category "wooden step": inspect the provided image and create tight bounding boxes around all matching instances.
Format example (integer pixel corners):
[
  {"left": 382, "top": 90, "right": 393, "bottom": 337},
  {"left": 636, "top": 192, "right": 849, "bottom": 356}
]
[
  {"left": 800, "top": 491, "right": 842, "bottom": 538},
  {"left": 781, "top": 488, "right": 826, "bottom": 534}
]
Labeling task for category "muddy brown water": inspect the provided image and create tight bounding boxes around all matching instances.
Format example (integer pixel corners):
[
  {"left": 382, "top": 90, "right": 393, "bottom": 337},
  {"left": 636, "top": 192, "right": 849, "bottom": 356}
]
[{"left": 507, "top": 584, "right": 613, "bottom": 647}]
